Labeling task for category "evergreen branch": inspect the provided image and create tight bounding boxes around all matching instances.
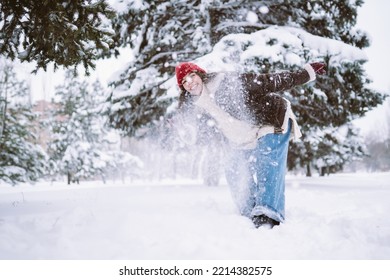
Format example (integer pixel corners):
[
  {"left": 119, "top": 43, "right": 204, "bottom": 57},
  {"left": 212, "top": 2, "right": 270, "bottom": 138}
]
[{"left": 214, "top": 22, "right": 271, "bottom": 32}]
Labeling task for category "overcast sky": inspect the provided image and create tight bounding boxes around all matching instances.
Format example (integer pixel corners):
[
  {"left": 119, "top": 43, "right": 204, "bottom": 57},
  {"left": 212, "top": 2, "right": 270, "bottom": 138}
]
[
  {"left": 356, "top": 0, "right": 390, "bottom": 92},
  {"left": 353, "top": 0, "right": 390, "bottom": 135}
]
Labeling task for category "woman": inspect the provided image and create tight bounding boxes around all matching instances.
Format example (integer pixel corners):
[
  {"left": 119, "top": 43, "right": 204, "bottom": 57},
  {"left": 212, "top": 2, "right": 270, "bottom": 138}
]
[{"left": 175, "top": 61, "right": 326, "bottom": 228}]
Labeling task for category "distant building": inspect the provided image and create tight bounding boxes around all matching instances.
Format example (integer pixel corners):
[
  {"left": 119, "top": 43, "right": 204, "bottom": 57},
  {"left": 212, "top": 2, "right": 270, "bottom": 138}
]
[{"left": 32, "top": 99, "right": 64, "bottom": 150}]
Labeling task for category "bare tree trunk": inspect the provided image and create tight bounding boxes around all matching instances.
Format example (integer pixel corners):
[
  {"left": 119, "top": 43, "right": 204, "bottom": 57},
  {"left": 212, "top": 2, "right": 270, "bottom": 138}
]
[{"left": 306, "top": 163, "right": 312, "bottom": 177}]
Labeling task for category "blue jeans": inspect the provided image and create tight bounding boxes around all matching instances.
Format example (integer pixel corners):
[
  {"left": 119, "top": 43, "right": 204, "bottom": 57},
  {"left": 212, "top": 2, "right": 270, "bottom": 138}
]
[{"left": 225, "top": 121, "right": 291, "bottom": 222}]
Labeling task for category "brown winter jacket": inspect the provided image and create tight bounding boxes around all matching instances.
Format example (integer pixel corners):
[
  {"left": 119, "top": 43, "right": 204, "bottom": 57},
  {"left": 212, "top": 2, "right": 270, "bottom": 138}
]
[{"left": 206, "top": 68, "right": 311, "bottom": 130}]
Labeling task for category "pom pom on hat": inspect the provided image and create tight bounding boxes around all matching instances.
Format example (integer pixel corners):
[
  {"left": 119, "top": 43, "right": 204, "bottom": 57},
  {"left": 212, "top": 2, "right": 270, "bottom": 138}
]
[{"left": 175, "top": 62, "right": 206, "bottom": 89}]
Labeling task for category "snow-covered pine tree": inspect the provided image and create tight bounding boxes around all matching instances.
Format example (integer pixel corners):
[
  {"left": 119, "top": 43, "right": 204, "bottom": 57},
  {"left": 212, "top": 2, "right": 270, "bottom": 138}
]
[
  {"left": 362, "top": 99, "right": 390, "bottom": 171},
  {"left": 0, "top": 63, "right": 49, "bottom": 185},
  {"left": 0, "top": 0, "right": 115, "bottom": 74},
  {"left": 288, "top": 123, "right": 367, "bottom": 176},
  {"left": 48, "top": 71, "right": 116, "bottom": 184},
  {"left": 106, "top": 0, "right": 212, "bottom": 135},
  {"left": 106, "top": 0, "right": 387, "bottom": 174}
]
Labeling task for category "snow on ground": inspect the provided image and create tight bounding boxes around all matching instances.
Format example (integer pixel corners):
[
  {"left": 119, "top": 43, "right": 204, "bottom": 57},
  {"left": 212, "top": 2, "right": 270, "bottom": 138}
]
[{"left": 0, "top": 172, "right": 389, "bottom": 260}]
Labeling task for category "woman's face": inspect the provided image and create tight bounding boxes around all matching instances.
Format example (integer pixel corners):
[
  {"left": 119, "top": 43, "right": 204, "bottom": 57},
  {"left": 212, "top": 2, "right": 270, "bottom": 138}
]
[{"left": 182, "top": 72, "right": 203, "bottom": 96}]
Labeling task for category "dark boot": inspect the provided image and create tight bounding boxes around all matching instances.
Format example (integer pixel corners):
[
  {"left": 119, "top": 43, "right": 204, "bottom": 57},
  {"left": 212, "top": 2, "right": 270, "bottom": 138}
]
[{"left": 252, "top": 215, "right": 280, "bottom": 229}]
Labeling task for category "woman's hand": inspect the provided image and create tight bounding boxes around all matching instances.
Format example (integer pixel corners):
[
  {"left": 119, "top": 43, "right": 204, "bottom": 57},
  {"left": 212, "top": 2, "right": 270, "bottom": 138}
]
[{"left": 310, "top": 62, "right": 326, "bottom": 75}]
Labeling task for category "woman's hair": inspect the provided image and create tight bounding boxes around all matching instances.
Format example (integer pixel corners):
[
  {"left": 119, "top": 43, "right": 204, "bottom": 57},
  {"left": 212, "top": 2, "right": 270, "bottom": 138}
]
[{"left": 178, "top": 72, "right": 216, "bottom": 109}]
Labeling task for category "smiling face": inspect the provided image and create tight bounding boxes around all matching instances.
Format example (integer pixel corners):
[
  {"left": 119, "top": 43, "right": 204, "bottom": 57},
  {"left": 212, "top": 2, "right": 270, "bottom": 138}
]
[{"left": 182, "top": 72, "right": 204, "bottom": 96}]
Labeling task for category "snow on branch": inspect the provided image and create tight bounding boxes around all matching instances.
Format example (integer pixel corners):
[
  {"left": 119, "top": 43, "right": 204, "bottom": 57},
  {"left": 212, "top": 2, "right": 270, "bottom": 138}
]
[{"left": 199, "top": 26, "right": 367, "bottom": 71}]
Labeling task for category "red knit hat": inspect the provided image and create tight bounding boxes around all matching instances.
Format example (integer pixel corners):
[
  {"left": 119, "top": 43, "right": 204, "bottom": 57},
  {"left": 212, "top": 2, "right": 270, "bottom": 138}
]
[{"left": 175, "top": 62, "right": 206, "bottom": 89}]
